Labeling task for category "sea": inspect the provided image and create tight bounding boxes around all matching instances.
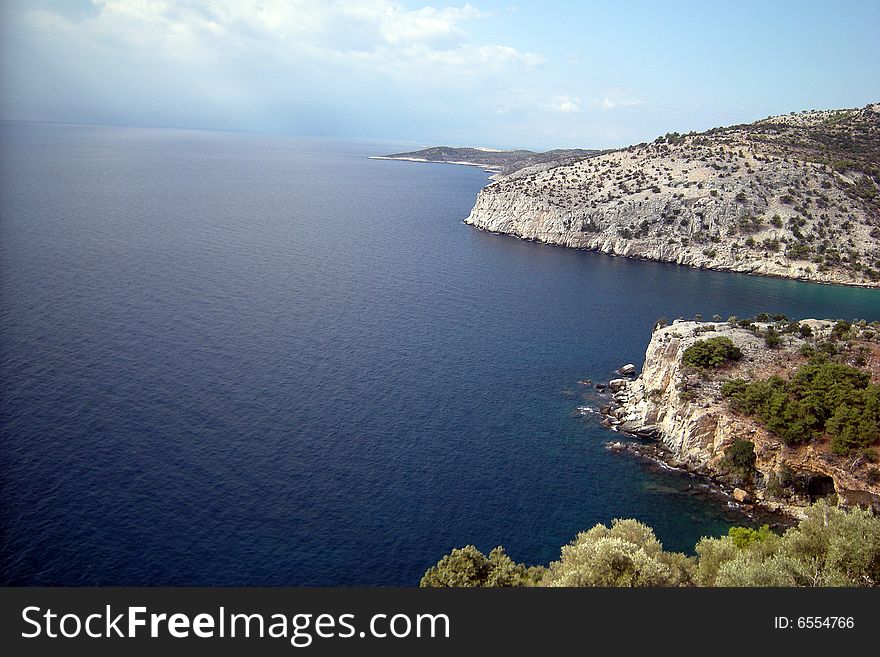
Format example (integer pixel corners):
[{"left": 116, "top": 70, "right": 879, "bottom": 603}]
[{"left": 2, "top": 122, "right": 879, "bottom": 585}]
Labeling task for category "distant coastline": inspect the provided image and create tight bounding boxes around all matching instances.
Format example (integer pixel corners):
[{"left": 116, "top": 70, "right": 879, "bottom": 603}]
[{"left": 372, "top": 145, "right": 602, "bottom": 176}]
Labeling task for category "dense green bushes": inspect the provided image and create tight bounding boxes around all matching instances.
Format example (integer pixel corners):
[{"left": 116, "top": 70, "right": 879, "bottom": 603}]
[
  {"left": 696, "top": 503, "right": 880, "bottom": 586},
  {"left": 682, "top": 336, "right": 743, "bottom": 369},
  {"left": 540, "top": 519, "right": 692, "bottom": 587},
  {"left": 421, "top": 503, "right": 880, "bottom": 587},
  {"left": 721, "top": 356, "right": 880, "bottom": 453}
]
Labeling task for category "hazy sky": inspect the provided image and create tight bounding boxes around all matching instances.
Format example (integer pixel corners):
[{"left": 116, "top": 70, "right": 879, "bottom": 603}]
[{"left": 2, "top": 0, "right": 879, "bottom": 149}]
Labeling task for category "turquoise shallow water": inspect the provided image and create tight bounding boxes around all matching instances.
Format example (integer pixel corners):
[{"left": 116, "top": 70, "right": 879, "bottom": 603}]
[{"left": 2, "top": 122, "right": 879, "bottom": 585}]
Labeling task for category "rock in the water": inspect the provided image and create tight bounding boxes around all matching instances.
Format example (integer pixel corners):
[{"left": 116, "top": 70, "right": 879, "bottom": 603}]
[
  {"left": 732, "top": 488, "right": 752, "bottom": 503},
  {"left": 608, "top": 378, "right": 627, "bottom": 391},
  {"left": 618, "top": 364, "right": 636, "bottom": 376}
]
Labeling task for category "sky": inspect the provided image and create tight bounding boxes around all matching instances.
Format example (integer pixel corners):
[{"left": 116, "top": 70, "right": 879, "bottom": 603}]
[{"left": 1, "top": 0, "right": 879, "bottom": 150}]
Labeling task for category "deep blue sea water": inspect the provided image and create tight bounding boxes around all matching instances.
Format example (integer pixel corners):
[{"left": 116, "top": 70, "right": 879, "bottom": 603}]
[{"left": 2, "top": 122, "right": 880, "bottom": 585}]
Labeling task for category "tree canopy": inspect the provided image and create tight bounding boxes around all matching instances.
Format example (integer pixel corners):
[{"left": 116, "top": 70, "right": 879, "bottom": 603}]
[{"left": 422, "top": 503, "right": 880, "bottom": 587}]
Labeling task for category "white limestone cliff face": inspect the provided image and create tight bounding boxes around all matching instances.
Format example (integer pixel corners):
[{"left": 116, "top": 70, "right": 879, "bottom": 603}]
[
  {"left": 465, "top": 105, "right": 880, "bottom": 288},
  {"left": 615, "top": 322, "right": 764, "bottom": 467},
  {"left": 610, "top": 320, "right": 880, "bottom": 516}
]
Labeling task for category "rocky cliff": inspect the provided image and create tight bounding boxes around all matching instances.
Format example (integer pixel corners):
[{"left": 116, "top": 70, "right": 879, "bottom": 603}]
[
  {"left": 606, "top": 319, "right": 880, "bottom": 517},
  {"left": 466, "top": 104, "right": 880, "bottom": 287}
]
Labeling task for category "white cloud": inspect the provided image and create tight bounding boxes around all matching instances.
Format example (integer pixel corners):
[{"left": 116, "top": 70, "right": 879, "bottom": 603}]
[
  {"left": 544, "top": 95, "right": 583, "bottom": 113},
  {"left": 414, "top": 43, "right": 542, "bottom": 68},
  {"left": 591, "top": 97, "right": 646, "bottom": 110},
  {"left": 377, "top": 4, "right": 487, "bottom": 45},
  {"left": 13, "top": 1, "right": 538, "bottom": 78},
  {"left": 1, "top": 0, "right": 548, "bottom": 138}
]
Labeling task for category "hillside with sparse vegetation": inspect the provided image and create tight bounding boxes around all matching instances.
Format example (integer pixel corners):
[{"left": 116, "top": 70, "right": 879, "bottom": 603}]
[{"left": 465, "top": 103, "right": 880, "bottom": 287}]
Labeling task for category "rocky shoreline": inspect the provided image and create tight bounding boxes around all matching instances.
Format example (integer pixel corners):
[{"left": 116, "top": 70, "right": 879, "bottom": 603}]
[
  {"left": 577, "top": 364, "right": 795, "bottom": 526},
  {"left": 604, "top": 436, "right": 796, "bottom": 530},
  {"left": 584, "top": 319, "right": 880, "bottom": 521},
  {"left": 466, "top": 224, "right": 880, "bottom": 290}
]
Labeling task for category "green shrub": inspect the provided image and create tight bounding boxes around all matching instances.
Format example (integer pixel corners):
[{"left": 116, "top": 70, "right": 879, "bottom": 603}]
[
  {"left": 818, "top": 341, "right": 838, "bottom": 355},
  {"left": 541, "top": 519, "right": 693, "bottom": 587},
  {"left": 723, "top": 440, "right": 756, "bottom": 477},
  {"left": 696, "top": 502, "right": 880, "bottom": 587},
  {"left": 728, "top": 525, "right": 774, "bottom": 548},
  {"left": 831, "top": 320, "right": 852, "bottom": 340},
  {"left": 786, "top": 243, "right": 812, "bottom": 259},
  {"left": 682, "top": 337, "right": 743, "bottom": 369},
  {"left": 420, "top": 545, "right": 544, "bottom": 587},
  {"left": 721, "top": 379, "right": 749, "bottom": 398},
  {"left": 798, "top": 343, "right": 815, "bottom": 357}
]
